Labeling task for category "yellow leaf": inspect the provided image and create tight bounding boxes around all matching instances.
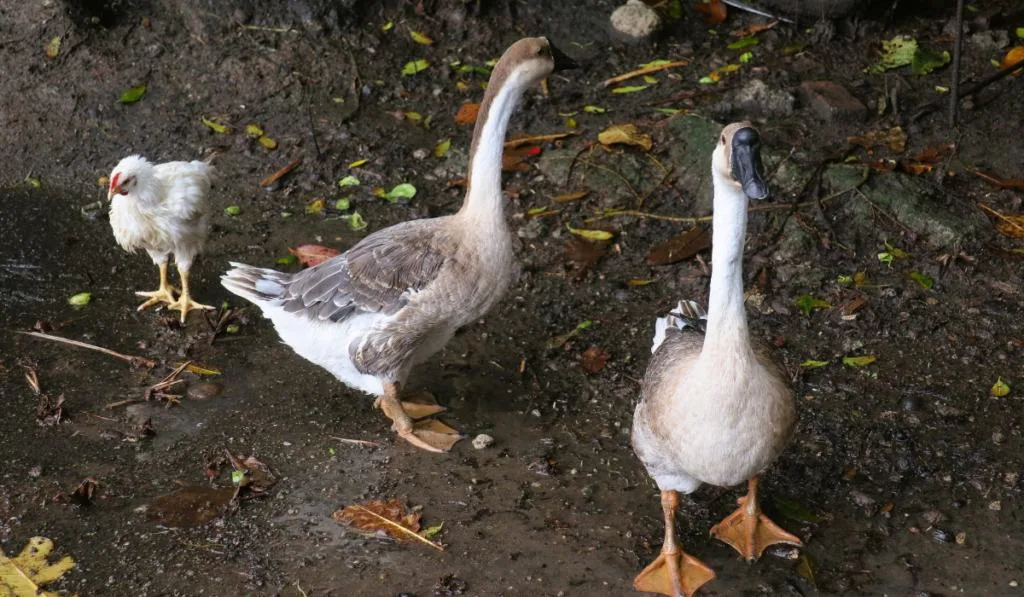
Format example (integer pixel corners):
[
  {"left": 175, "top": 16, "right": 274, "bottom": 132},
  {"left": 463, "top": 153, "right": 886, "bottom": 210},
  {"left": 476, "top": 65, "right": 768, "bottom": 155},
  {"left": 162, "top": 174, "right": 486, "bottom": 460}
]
[
  {"left": 627, "top": 278, "right": 657, "bottom": 286},
  {"left": 597, "top": 123, "right": 653, "bottom": 151},
  {"left": 244, "top": 123, "right": 264, "bottom": 137},
  {"left": 258, "top": 135, "right": 278, "bottom": 150},
  {"left": 566, "top": 224, "right": 615, "bottom": 241},
  {"left": 410, "top": 30, "right": 434, "bottom": 45},
  {"left": 44, "top": 36, "right": 61, "bottom": 59},
  {"left": 842, "top": 355, "right": 876, "bottom": 367},
  {"left": 348, "top": 159, "right": 368, "bottom": 168},
  {"left": 434, "top": 138, "right": 451, "bottom": 158},
  {"left": 178, "top": 362, "right": 221, "bottom": 376},
  {"left": 0, "top": 536, "right": 76, "bottom": 596},
  {"left": 990, "top": 377, "right": 1011, "bottom": 397},
  {"left": 201, "top": 117, "right": 231, "bottom": 134},
  {"left": 404, "top": 111, "right": 423, "bottom": 124}
]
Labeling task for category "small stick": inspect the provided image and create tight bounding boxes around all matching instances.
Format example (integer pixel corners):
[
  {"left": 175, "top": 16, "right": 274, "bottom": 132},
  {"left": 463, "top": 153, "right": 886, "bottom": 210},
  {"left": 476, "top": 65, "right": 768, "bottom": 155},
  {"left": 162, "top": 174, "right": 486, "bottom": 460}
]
[
  {"left": 104, "top": 397, "right": 144, "bottom": 409},
  {"left": 977, "top": 203, "right": 1024, "bottom": 236},
  {"left": 259, "top": 157, "right": 302, "bottom": 188},
  {"left": 17, "top": 331, "right": 157, "bottom": 368},
  {"left": 330, "top": 436, "right": 383, "bottom": 448},
  {"left": 504, "top": 132, "right": 575, "bottom": 149},
  {"left": 722, "top": 0, "right": 794, "bottom": 23},
  {"left": 949, "top": 0, "right": 966, "bottom": 126},
  {"left": 602, "top": 60, "right": 690, "bottom": 88}
]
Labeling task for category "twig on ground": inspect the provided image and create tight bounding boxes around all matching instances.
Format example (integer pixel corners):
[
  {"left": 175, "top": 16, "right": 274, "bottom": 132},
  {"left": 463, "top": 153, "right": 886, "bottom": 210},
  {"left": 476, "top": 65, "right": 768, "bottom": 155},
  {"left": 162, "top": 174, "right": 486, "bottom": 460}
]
[
  {"left": 17, "top": 331, "right": 158, "bottom": 368},
  {"left": 330, "top": 436, "right": 383, "bottom": 448},
  {"left": 602, "top": 60, "right": 690, "bottom": 87}
]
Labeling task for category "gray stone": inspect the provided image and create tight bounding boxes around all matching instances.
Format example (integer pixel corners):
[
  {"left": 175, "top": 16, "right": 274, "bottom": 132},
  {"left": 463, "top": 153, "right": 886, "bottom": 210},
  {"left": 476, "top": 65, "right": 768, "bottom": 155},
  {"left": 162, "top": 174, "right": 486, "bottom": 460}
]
[
  {"left": 800, "top": 81, "right": 867, "bottom": 122},
  {"left": 968, "top": 30, "right": 1009, "bottom": 53},
  {"left": 729, "top": 78, "right": 795, "bottom": 118},
  {"left": 610, "top": 0, "right": 661, "bottom": 42}
]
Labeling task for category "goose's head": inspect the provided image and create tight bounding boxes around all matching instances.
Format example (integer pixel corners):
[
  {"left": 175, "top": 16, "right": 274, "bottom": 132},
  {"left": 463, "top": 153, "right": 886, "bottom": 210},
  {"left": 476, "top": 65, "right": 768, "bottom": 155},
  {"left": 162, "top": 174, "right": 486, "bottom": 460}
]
[
  {"left": 493, "top": 37, "right": 577, "bottom": 89},
  {"left": 108, "top": 155, "right": 155, "bottom": 201},
  {"left": 712, "top": 122, "right": 769, "bottom": 201}
]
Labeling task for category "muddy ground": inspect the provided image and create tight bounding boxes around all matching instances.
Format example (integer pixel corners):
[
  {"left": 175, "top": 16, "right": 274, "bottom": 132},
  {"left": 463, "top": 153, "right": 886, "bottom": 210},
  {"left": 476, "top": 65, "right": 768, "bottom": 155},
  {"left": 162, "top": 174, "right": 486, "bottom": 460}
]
[{"left": 1, "top": 0, "right": 1023, "bottom": 595}]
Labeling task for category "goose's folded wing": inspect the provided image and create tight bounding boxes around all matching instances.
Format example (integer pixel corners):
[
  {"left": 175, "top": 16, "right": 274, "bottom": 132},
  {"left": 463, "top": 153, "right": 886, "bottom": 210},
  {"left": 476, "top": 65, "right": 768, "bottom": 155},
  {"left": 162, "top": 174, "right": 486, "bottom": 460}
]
[{"left": 281, "top": 220, "right": 452, "bottom": 322}]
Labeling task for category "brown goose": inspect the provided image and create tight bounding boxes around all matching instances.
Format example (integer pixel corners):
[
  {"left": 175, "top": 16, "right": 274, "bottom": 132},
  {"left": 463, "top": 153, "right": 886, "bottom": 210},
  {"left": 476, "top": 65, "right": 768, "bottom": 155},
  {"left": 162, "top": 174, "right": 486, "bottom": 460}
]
[
  {"left": 631, "top": 123, "right": 801, "bottom": 596},
  {"left": 221, "top": 37, "right": 575, "bottom": 453}
]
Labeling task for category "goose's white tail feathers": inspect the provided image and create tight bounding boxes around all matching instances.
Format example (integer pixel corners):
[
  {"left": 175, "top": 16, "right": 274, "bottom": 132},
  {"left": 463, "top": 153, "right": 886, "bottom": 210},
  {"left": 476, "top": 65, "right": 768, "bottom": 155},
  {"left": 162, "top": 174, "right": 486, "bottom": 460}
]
[
  {"left": 651, "top": 300, "right": 707, "bottom": 353},
  {"left": 221, "top": 261, "right": 291, "bottom": 307}
]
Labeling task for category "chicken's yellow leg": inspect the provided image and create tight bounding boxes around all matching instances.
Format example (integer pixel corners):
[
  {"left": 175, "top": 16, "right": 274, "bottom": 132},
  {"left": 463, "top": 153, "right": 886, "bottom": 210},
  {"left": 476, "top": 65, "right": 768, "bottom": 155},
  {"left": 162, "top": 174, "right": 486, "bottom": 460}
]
[
  {"left": 634, "top": 490, "right": 716, "bottom": 597},
  {"left": 710, "top": 476, "right": 802, "bottom": 561},
  {"left": 168, "top": 265, "right": 214, "bottom": 323},
  {"left": 135, "top": 262, "right": 178, "bottom": 310}
]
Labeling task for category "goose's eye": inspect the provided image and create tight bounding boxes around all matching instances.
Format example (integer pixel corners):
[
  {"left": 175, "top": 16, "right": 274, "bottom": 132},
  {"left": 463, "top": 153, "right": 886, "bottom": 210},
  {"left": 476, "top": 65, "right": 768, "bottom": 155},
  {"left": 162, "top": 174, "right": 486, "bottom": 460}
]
[{"left": 538, "top": 46, "right": 549, "bottom": 56}]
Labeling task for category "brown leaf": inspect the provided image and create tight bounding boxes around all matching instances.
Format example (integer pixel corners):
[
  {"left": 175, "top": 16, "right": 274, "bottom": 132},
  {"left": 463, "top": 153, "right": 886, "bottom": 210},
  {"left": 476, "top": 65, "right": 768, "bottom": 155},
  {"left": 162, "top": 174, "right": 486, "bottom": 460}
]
[
  {"left": 565, "top": 237, "right": 610, "bottom": 276},
  {"left": 848, "top": 126, "right": 907, "bottom": 152},
  {"left": 36, "top": 393, "right": 66, "bottom": 427},
  {"left": 455, "top": 102, "right": 480, "bottom": 125},
  {"left": 71, "top": 477, "right": 99, "bottom": 505},
  {"left": 598, "top": 123, "right": 653, "bottom": 151},
  {"left": 910, "top": 142, "right": 955, "bottom": 163},
  {"left": 225, "top": 450, "right": 277, "bottom": 493},
  {"left": 581, "top": 346, "right": 610, "bottom": 373},
  {"left": 995, "top": 214, "right": 1024, "bottom": 238},
  {"left": 646, "top": 227, "right": 711, "bottom": 266},
  {"left": 900, "top": 162, "right": 933, "bottom": 175},
  {"left": 259, "top": 157, "right": 301, "bottom": 188},
  {"left": 731, "top": 20, "right": 778, "bottom": 37},
  {"left": 332, "top": 499, "right": 443, "bottom": 550},
  {"left": 841, "top": 296, "right": 869, "bottom": 316},
  {"left": 502, "top": 145, "right": 542, "bottom": 172},
  {"left": 970, "top": 168, "right": 1024, "bottom": 191},
  {"left": 553, "top": 191, "right": 589, "bottom": 203},
  {"left": 695, "top": 0, "right": 727, "bottom": 24},
  {"left": 289, "top": 244, "right": 342, "bottom": 267}
]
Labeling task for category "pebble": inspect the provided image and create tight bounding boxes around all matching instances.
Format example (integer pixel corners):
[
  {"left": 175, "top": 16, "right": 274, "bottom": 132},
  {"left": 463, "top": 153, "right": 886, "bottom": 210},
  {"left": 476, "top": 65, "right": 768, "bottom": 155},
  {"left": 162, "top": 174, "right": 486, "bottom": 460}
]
[
  {"left": 412, "top": 148, "right": 429, "bottom": 160},
  {"left": 609, "top": 0, "right": 661, "bottom": 41},
  {"left": 472, "top": 434, "right": 495, "bottom": 450},
  {"left": 988, "top": 500, "right": 1002, "bottom": 511},
  {"left": 900, "top": 394, "right": 923, "bottom": 411},
  {"left": 187, "top": 382, "right": 224, "bottom": 400}
]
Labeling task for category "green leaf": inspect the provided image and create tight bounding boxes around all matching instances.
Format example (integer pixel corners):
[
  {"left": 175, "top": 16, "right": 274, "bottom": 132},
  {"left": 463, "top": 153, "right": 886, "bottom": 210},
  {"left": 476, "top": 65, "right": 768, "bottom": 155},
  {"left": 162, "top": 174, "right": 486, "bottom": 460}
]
[
  {"left": 934, "top": 85, "right": 950, "bottom": 94},
  {"left": 68, "top": 292, "right": 91, "bottom": 306},
  {"left": 990, "top": 377, "right": 1011, "bottom": 397},
  {"left": 224, "top": 205, "right": 241, "bottom": 216},
  {"left": 727, "top": 36, "right": 759, "bottom": 50},
  {"left": 201, "top": 117, "right": 231, "bottom": 134},
  {"left": 908, "top": 271, "right": 934, "bottom": 289},
  {"left": 381, "top": 21, "right": 394, "bottom": 32},
  {"left": 836, "top": 274, "right": 853, "bottom": 285},
  {"left": 348, "top": 211, "right": 368, "bottom": 231},
  {"left": 1017, "top": 27, "right": 1024, "bottom": 39},
  {"left": 334, "top": 197, "right": 351, "bottom": 211},
  {"left": 582, "top": 105, "right": 606, "bottom": 113},
  {"left": 782, "top": 42, "right": 807, "bottom": 56},
  {"left": 800, "top": 359, "right": 830, "bottom": 368},
  {"left": 795, "top": 294, "right": 832, "bottom": 316},
  {"left": 842, "top": 354, "right": 876, "bottom": 367},
  {"left": 634, "top": 59, "right": 675, "bottom": 68},
  {"left": 305, "top": 198, "right": 326, "bottom": 214},
  {"left": 738, "top": 51, "right": 753, "bottom": 64},
  {"left": 24, "top": 175, "right": 41, "bottom": 188},
  {"left": 409, "top": 30, "right": 433, "bottom": 45},
  {"left": 877, "top": 252, "right": 894, "bottom": 267},
  {"left": 348, "top": 159, "right": 368, "bottom": 168},
  {"left": 667, "top": 0, "right": 682, "bottom": 19},
  {"left": 245, "top": 123, "right": 264, "bottom": 137},
  {"left": 611, "top": 85, "right": 648, "bottom": 94},
  {"left": 338, "top": 175, "right": 360, "bottom": 188},
  {"left": 276, "top": 254, "right": 298, "bottom": 265},
  {"left": 231, "top": 470, "right": 245, "bottom": 484},
  {"left": 45, "top": 35, "right": 61, "bottom": 59},
  {"left": 401, "top": 59, "right": 430, "bottom": 76},
  {"left": 420, "top": 522, "right": 444, "bottom": 538},
  {"left": 380, "top": 183, "right": 417, "bottom": 202},
  {"left": 653, "top": 107, "right": 682, "bottom": 115},
  {"left": 868, "top": 36, "right": 918, "bottom": 73},
  {"left": 118, "top": 85, "right": 147, "bottom": 104},
  {"left": 566, "top": 224, "right": 614, "bottom": 241},
  {"left": 643, "top": 75, "right": 659, "bottom": 84},
  {"left": 698, "top": 76, "right": 715, "bottom": 85},
  {"left": 434, "top": 138, "right": 451, "bottom": 158},
  {"left": 911, "top": 46, "right": 950, "bottom": 76},
  {"left": 225, "top": 323, "right": 240, "bottom": 334}
]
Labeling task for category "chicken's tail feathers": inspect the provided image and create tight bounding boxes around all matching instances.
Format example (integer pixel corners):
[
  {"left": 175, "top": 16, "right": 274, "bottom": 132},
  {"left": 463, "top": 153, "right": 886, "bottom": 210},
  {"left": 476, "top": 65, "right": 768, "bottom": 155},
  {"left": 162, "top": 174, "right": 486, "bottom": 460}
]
[
  {"left": 221, "top": 262, "right": 291, "bottom": 306},
  {"left": 651, "top": 300, "right": 707, "bottom": 353}
]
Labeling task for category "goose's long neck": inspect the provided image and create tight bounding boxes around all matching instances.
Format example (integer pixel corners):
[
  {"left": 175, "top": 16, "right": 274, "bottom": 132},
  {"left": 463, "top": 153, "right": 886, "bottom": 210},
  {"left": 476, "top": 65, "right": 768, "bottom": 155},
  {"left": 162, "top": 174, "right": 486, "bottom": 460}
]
[
  {"left": 457, "top": 69, "right": 525, "bottom": 228},
  {"left": 702, "top": 171, "right": 753, "bottom": 356}
]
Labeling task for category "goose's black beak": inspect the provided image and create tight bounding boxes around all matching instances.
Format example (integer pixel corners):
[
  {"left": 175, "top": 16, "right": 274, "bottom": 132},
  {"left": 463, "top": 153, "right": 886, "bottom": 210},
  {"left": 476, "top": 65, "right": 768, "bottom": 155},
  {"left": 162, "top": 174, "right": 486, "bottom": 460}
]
[
  {"left": 730, "top": 126, "right": 769, "bottom": 201},
  {"left": 548, "top": 41, "right": 578, "bottom": 72}
]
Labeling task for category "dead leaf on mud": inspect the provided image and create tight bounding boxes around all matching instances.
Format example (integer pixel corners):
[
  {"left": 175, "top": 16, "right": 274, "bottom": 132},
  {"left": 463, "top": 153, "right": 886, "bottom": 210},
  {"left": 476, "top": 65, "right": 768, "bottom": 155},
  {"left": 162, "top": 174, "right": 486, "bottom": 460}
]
[
  {"left": 0, "top": 536, "right": 76, "bottom": 596},
  {"left": 732, "top": 20, "right": 778, "bottom": 37},
  {"left": 694, "top": 0, "right": 727, "bottom": 24},
  {"left": 25, "top": 366, "right": 66, "bottom": 427},
  {"left": 67, "top": 477, "right": 99, "bottom": 506},
  {"left": 565, "top": 237, "right": 609, "bottom": 277},
  {"left": 502, "top": 145, "right": 542, "bottom": 171},
  {"left": 224, "top": 450, "right": 277, "bottom": 494},
  {"left": 976, "top": 204, "right": 1024, "bottom": 238},
  {"left": 259, "top": 157, "right": 301, "bottom": 188},
  {"left": 146, "top": 485, "right": 235, "bottom": 527},
  {"left": 598, "top": 123, "right": 653, "bottom": 151},
  {"left": 553, "top": 190, "right": 588, "bottom": 203},
  {"left": 848, "top": 126, "right": 907, "bottom": 152},
  {"left": 580, "top": 346, "right": 610, "bottom": 373},
  {"left": 646, "top": 227, "right": 711, "bottom": 266},
  {"left": 289, "top": 244, "right": 341, "bottom": 267},
  {"left": 1002, "top": 46, "right": 1024, "bottom": 74},
  {"left": 332, "top": 499, "right": 444, "bottom": 550},
  {"left": 455, "top": 102, "right": 480, "bottom": 125},
  {"left": 969, "top": 169, "right": 1024, "bottom": 191}
]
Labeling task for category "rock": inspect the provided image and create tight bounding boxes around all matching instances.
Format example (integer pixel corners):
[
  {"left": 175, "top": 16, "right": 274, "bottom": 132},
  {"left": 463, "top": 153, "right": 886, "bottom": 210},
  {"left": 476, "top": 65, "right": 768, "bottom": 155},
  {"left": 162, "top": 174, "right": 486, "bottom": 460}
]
[
  {"left": 610, "top": 0, "right": 661, "bottom": 42},
  {"left": 187, "top": 382, "right": 224, "bottom": 400},
  {"left": 800, "top": 81, "right": 867, "bottom": 122},
  {"left": 730, "top": 79, "right": 795, "bottom": 118},
  {"left": 472, "top": 434, "right": 495, "bottom": 450},
  {"left": 967, "top": 30, "right": 1009, "bottom": 53}
]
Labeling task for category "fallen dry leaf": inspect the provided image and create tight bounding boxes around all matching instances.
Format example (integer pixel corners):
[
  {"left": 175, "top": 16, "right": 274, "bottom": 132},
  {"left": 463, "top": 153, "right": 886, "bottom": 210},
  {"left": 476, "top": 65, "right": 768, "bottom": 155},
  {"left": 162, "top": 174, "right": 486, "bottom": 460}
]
[
  {"left": 732, "top": 20, "right": 778, "bottom": 37},
  {"left": 646, "top": 227, "right": 711, "bottom": 266},
  {"left": 565, "top": 237, "right": 610, "bottom": 277},
  {"left": 970, "top": 169, "right": 1024, "bottom": 191},
  {"left": 695, "top": 0, "right": 727, "bottom": 24},
  {"left": 502, "top": 145, "right": 542, "bottom": 171},
  {"left": 553, "top": 190, "right": 589, "bottom": 203},
  {"left": 225, "top": 450, "right": 277, "bottom": 494},
  {"left": 70, "top": 477, "right": 99, "bottom": 505},
  {"left": 580, "top": 346, "right": 611, "bottom": 373},
  {"left": 0, "top": 537, "right": 75, "bottom": 596},
  {"left": 455, "top": 102, "right": 480, "bottom": 125},
  {"left": 1002, "top": 46, "right": 1024, "bottom": 75},
  {"left": 848, "top": 126, "right": 907, "bottom": 152},
  {"left": 259, "top": 157, "right": 301, "bottom": 187},
  {"left": 333, "top": 499, "right": 443, "bottom": 550},
  {"left": 598, "top": 123, "right": 653, "bottom": 151},
  {"left": 504, "top": 132, "right": 574, "bottom": 149},
  {"left": 289, "top": 244, "right": 342, "bottom": 267},
  {"left": 978, "top": 203, "right": 1024, "bottom": 238}
]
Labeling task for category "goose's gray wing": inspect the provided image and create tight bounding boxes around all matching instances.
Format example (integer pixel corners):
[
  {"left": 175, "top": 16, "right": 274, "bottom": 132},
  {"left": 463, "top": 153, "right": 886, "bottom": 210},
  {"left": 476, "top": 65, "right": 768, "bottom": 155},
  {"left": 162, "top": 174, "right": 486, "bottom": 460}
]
[{"left": 281, "top": 219, "right": 454, "bottom": 322}]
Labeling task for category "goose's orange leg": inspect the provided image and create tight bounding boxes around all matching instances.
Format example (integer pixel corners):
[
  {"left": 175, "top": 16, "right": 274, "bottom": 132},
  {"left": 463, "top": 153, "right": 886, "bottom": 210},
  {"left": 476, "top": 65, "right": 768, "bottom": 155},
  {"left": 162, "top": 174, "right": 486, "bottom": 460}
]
[{"left": 634, "top": 490, "right": 716, "bottom": 597}]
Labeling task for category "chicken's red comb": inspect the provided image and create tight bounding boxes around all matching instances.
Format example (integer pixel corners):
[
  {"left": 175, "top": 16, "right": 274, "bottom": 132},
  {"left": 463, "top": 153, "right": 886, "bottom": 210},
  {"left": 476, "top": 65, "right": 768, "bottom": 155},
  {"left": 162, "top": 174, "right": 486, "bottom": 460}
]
[{"left": 110, "top": 172, "right": 121, "bottom": 190}]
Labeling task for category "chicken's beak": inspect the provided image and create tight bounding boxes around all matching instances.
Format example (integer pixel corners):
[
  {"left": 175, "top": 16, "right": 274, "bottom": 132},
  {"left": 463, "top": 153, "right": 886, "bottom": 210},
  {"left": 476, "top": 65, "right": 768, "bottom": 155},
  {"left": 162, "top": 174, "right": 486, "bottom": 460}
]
[{"left": 107, "top": 186, "right": 118, "bottom": 201}]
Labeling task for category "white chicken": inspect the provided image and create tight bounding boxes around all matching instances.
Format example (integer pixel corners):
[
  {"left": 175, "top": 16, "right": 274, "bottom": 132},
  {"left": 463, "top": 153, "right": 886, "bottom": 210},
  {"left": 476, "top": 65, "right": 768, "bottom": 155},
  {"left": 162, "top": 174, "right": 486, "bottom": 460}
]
[{"left": 107, "top": 155, "right": 215, "bottom": 322}]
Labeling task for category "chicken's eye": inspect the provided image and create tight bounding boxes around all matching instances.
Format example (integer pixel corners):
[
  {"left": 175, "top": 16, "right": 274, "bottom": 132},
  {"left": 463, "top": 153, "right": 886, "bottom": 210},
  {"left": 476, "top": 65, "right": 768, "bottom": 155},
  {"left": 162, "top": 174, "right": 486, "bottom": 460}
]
[{"left": 119, "top": 187, "right": 129, "bottom": 195}]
